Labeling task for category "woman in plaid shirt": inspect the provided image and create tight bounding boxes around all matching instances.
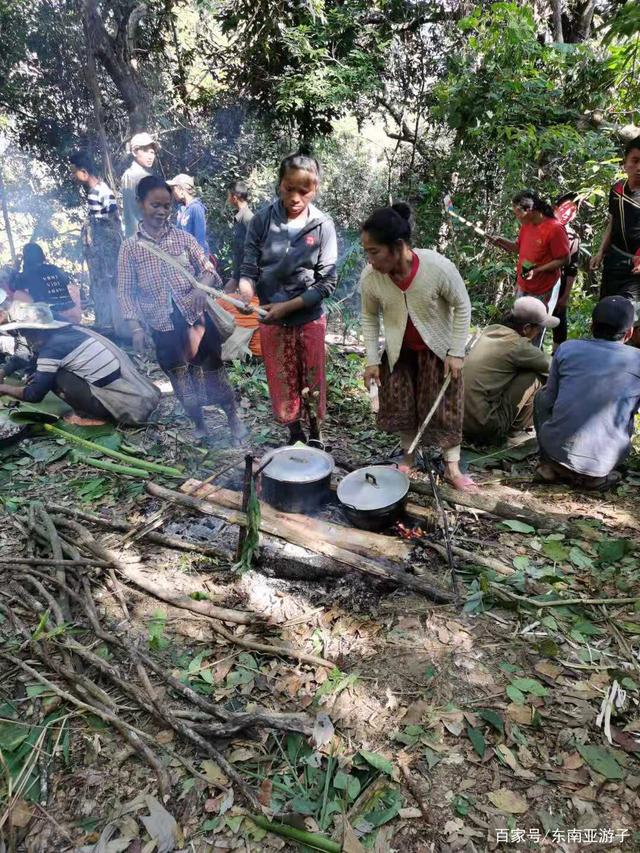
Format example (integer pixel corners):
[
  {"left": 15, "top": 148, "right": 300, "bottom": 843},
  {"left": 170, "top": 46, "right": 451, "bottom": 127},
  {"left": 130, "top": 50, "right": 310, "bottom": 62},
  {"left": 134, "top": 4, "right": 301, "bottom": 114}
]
[{"left": 117, "top": 176, "right": 244, "bottom": 442}]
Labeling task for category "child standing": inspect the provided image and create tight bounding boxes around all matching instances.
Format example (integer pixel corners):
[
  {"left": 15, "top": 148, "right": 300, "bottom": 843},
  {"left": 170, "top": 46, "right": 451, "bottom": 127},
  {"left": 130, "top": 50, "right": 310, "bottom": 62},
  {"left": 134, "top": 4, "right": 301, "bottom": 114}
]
[{"left": 238, "top": 153, "right": 337, "bottom": 444}]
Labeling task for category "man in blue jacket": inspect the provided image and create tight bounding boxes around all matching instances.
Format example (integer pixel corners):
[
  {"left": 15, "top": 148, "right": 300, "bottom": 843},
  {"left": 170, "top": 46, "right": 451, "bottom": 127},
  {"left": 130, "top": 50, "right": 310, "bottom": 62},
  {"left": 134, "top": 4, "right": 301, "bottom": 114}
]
[
  {"left": 535, "top": 296, "right": 640, "bottom": 489},
  {"left": 167, "top": 174, "right": 210, "bottom": 255}
]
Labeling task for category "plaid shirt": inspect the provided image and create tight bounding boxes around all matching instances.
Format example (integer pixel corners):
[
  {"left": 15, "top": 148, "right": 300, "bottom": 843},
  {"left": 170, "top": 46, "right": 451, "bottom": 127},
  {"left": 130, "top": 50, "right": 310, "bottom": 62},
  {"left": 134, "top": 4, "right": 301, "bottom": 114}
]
[{"left": 117, "top": 223, "right": 219, "bottom": 332}]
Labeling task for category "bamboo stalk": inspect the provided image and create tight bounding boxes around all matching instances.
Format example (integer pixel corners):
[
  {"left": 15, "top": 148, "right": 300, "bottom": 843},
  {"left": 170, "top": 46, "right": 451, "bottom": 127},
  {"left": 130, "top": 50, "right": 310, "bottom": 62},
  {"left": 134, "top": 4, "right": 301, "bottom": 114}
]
[
  {"left": 77, "top": 455, "right": 150, "bottom": 478},
  {"left": 43, "top": 423, "right": 183, "bottom": 477},
  {"left": 248, "top": 816, "right": 341, "bottom": 853}
]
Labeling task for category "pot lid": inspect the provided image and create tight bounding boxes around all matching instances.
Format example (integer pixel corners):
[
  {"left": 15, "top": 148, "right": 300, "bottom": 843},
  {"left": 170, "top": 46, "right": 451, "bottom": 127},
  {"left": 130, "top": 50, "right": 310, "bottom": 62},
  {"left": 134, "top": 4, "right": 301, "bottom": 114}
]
[
  {"left": 337, "top": 465, "right": 409, "bottom": 511},
  {"left": 260, "top": 446, "right": 334, "bottom": 484}
]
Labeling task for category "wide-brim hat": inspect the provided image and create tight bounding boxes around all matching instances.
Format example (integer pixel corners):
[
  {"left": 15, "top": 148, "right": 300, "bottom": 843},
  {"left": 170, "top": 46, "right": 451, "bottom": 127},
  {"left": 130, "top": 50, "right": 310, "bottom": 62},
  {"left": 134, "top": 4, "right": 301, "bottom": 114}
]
[{"left": 1, "top": 301, "right": 70, "bottom": 331}]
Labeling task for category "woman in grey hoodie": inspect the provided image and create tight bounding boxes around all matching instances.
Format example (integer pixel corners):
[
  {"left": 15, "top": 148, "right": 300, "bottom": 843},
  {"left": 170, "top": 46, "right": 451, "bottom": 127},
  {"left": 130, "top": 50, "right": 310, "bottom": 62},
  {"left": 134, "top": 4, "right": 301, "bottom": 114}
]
[{"left": 239, "top": 153, "right": 338, "bottom": 444}]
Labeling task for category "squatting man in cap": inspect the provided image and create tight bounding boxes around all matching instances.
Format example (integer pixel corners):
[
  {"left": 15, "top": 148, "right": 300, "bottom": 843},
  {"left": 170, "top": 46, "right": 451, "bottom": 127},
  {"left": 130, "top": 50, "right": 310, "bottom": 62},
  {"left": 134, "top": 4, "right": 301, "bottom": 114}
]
[
  {"left": 167, "top": 173, "right": 210, "bottom": 254},
  {"left": 463, "top": 297, "right": 558, "bottom": 446},
  {"left": 121, "top": 132, "right": 158, "bottom": 238},
  {"left": 0, "top": 302, "right": 159, "bottom": 426},
  {"left": 535, "top": 296, "right": 640, "bottom": 490}
]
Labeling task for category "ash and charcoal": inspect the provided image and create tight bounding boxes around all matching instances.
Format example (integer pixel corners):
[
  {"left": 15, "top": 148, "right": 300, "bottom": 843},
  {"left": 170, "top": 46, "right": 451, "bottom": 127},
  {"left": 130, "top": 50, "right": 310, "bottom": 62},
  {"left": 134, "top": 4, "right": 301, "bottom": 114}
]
[{"left": 165, "top": 514, "right": 229, "bottom": 543}]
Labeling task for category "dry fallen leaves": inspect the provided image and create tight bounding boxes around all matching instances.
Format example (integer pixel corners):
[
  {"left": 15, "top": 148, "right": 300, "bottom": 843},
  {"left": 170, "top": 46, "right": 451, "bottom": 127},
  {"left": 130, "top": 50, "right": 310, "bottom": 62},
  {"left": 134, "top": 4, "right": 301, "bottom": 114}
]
[
  {"left": 140, "top": 796, "right": 182, "bottom": 853},
  {"left": 487, "top": 788, "right": 529, "bottom": 814},
  {"left": 343, "top": 819, "right": 367, "bottom": 853},
  {"left": 258, "top": 778, "right": 273, "bottom": 808}
]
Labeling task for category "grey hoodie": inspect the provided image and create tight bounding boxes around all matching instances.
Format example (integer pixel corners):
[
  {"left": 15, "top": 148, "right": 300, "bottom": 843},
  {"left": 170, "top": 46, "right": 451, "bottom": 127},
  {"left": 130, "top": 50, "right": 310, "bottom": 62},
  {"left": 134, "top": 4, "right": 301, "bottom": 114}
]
[{"left": 240, "top": 200, "right": 338, "bottom": 327}]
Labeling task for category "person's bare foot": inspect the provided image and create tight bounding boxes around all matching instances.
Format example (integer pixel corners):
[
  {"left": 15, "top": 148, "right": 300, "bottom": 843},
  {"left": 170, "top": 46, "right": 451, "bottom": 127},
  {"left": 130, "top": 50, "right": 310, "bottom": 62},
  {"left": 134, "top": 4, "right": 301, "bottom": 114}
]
[
  {"left": 63, "top": 412, "right": 108, "bottom": 427},
  {"left": 443, "top": 461, "right": 479, "bottom": 492}
]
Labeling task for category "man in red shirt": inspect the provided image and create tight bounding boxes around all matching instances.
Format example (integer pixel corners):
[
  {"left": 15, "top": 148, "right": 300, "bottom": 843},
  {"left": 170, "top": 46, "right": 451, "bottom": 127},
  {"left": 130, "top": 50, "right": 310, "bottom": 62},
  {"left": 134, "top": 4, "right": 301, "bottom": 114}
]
[{"left": 490, "top": 190, "right": 570, "bottom": 346}]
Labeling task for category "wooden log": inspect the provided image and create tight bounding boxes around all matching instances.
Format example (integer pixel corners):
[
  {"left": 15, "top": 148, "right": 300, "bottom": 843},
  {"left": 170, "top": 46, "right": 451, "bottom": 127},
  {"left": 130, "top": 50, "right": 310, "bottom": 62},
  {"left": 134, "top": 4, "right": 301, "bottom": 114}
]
[
  {"left": 48, "top": 503, "right": 228, "bottom": 560},
  {"left": 49, "top": 500, "right": 345, "bottom": 583},
  {"left": 119, "top": 564, "right": 256, "bottom": 625},
  {"left": 181, "top": 480, "right": 412, "bottom": 563},
  {"left": 423, "top": 540, "right": 513, "bottom": 577},
  {"left": 148, "top": 482, "right": 455, "bottom": 603},
  {"left": 409, "top": 480, "right": 570, "bottom": 530}
]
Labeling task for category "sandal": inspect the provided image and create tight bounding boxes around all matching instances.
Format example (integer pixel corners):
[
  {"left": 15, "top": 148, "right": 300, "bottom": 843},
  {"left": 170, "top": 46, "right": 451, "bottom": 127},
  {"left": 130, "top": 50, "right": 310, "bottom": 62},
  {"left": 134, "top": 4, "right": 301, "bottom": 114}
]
[
  {"left": 444, "top": 473, "right": 480, "bottom": 492},
  {"left": 582, "top": 471, "right": 622, "bottom": 491}
]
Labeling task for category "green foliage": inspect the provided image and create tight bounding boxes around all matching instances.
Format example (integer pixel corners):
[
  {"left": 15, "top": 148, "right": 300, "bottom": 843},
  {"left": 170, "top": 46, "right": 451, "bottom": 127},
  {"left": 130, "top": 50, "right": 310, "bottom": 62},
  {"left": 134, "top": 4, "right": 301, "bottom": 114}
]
[{"left": 147, "top": 610, "right": 169, "bottom": 651}]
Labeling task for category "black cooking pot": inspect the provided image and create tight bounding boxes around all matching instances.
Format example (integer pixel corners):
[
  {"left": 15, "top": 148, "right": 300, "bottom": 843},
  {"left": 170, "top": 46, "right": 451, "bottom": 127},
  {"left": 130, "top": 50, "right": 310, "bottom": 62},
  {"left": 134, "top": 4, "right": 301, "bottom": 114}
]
[
  {"left": 337, "top": 464, "right": 410, "bottom": 531},
  {"left": 259, "top": 445, "right": 334, "bottom": 513}
]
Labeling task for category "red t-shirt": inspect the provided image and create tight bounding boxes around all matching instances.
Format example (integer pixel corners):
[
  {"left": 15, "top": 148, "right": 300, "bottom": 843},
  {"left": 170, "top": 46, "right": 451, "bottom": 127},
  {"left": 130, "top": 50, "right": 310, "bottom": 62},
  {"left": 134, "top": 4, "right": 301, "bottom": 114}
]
[
  {"left": 516, "top": 218, "right": 570, "bottom": 295},
  {"left": 394, "top": 252, "right": 427, "bottom": 351}
]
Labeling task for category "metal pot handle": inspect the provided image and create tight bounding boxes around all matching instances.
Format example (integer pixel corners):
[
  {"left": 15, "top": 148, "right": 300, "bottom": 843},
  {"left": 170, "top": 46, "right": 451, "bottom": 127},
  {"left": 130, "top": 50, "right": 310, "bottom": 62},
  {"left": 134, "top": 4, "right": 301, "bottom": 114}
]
[{"left": 365, "top": 473, "right": 379, "bottom": 487}]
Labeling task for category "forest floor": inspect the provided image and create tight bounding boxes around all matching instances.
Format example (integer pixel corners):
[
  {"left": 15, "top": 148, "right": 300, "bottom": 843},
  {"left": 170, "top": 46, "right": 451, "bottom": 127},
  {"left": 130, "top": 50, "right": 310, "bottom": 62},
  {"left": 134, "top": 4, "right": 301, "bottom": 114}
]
[{"left": 1, "top": 348, "right": 639, "bottom": 853}]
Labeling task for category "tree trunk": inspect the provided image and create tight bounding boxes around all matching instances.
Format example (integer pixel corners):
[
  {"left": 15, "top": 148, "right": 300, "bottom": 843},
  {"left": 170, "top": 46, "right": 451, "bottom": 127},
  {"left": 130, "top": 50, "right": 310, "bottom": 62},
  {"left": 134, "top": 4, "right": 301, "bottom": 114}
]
[
  {"left": 0, "top": 165, "right": 16, "bottom": 263},
  {"left": 565, "top": 0, "right": 596, "bottom": 43},
  {"left": 83, "top": 0, "right": 149, "bottom": 132},
  {"left": 550, "top": 0, "right": 564, "bottom": 42},
  {"left": 81, "top": 5, "right": 116, "bottom": 188}
]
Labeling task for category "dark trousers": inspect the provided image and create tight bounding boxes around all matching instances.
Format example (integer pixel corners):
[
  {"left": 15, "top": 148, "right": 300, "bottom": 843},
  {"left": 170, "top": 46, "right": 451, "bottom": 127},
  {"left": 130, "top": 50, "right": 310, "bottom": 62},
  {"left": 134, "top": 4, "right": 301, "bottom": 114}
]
[
  {"left": 55, "top": 369, "right": 112, "bottom": 420},
  {"left": 151, "top": 305, "right": 222, "bottom": 372}
]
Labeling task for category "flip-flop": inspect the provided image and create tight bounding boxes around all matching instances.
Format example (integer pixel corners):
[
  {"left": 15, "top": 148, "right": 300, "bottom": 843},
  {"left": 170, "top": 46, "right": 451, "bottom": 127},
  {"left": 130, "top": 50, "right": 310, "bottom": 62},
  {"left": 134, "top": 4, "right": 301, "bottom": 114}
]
[
  {"left": 444, "top": 473, "right": 480, "bottom": 492},
  {"left": 583, "top": 471, "right": 622, "bottom": 491}
]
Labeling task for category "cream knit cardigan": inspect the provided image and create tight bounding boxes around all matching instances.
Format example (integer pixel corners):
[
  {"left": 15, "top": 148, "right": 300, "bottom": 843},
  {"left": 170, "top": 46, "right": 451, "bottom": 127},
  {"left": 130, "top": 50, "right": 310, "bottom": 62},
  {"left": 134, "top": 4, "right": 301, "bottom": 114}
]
[{"left": 360, "top": 249, "right": 471, "bottom": 370}]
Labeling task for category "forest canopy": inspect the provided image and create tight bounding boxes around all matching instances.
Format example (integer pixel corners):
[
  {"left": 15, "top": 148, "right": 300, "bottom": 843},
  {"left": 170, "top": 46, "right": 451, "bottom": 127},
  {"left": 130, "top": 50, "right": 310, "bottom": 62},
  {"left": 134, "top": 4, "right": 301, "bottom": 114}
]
[{"left": 1, "top": 0, "right": 639, "bottom": 313}]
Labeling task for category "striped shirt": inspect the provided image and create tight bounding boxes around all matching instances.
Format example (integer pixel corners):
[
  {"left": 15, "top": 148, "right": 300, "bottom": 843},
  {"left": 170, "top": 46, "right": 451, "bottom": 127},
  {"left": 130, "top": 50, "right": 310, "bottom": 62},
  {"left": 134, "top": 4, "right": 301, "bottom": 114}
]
[
  {"left": 117, "top": 223, "right": 219, "bottom": 332},
  {"left": 88, "top": 181, "right": 118, "bottom": 220},
  {"left": 23, "top": 327, "right": 121, "bottom": 403}
]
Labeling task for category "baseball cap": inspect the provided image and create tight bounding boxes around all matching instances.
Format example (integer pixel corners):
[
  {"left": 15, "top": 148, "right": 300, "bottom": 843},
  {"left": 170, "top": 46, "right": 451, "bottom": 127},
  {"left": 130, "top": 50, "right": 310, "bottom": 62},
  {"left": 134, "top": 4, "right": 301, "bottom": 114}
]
[
  {"left": 130, "top": 132, "right": 157, "bottom": 152},
  {"left": 512, "top": 296, "right": 559, "bottom": 329},
  {"left": 166, "top": 174, "right": 195, "bottom": 190},
  {"left": 592, "top": 296, "right": 635, "bottom": 334}
]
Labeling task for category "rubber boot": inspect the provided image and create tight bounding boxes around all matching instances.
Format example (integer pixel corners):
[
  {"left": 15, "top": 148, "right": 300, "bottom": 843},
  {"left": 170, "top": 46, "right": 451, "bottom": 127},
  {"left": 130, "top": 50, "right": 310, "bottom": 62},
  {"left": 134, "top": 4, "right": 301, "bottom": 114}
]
[
  {"left": 167, "top": 365, "right": 207, "bottom": 438},
  {"left": 288, "top": 420, "right": 307, "bottom": 445},
  {"left": 308, "top": 416, "right": 323, "bottom": 447},
  {"left": 193, "top": 366, "right": 247, "bottom": 444}
]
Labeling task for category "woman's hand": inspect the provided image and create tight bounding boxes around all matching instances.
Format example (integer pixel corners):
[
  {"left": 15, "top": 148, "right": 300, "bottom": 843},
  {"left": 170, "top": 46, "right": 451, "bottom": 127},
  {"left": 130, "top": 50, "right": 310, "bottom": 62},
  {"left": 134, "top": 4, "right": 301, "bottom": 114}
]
[
  {"left": 364, "top": 365, "right": 381, "bottom": 389},
  {"left": 444, "top": 355, "right": 464, "bottom": 380},
  {"left": 238, "top": 278, "right": 254, "bottom": 305},
  {"left": 590, "top": 252, "right": 604, "bottom": 271},
  {"left": 524, "top": 267, "right": 540, "bottom": 280},
  {"left": 132, "top": 328, "right": 146, "bottom": 356},
  {"left": 192, "top": 289, "right": 208, "bottom": 314},
  {"left": 259, "top": 302, "right": 294, "bottom": 324}
]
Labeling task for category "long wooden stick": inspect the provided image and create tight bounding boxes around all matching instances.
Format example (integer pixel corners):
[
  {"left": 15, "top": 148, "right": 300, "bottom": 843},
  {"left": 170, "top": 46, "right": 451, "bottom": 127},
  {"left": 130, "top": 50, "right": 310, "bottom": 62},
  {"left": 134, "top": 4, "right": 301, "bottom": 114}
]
[
  {"left": 408, "top": 375, "right": 451, "bottom": 455},
  {"left": 408, "top": 331, "right": 480, "bottom": 456},
  {"left": 445, "top": 207, "right": 490, "bottom": 238}
]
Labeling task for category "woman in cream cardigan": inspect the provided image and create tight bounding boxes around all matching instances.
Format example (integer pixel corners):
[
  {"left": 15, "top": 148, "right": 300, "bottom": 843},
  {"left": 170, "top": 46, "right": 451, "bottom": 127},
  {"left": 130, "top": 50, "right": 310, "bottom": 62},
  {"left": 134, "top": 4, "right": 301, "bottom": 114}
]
[{"left": 360, "top": 203, "right": 476, "bottom": 491}]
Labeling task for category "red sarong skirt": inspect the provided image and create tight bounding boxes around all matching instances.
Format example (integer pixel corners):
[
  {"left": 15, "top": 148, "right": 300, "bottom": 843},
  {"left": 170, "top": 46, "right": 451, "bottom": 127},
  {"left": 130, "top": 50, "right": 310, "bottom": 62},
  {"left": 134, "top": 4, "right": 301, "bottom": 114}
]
[{"left": 260, "top": 316, "right": 327, "bottom": 425}]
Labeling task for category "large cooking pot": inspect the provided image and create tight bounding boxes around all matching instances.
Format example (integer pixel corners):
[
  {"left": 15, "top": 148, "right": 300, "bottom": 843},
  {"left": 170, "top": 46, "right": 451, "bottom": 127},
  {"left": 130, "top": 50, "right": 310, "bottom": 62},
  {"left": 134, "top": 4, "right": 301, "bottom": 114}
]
[
  {"left": 259, "top": 445, "right": 334, "bottom": 513},
  {"left": 337, "top": 464, "right": 410, "bottom": 531}
]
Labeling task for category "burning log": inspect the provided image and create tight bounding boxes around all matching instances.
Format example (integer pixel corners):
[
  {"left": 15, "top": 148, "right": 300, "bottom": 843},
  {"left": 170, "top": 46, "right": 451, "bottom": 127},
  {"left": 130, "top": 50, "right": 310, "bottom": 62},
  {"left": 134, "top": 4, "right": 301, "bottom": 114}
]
[
  {"left": 147, "top": 482, "right": 455, "bottom": 603},
  {"left": 181, "top": 480, "right": 413, "bottom": 563}
]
